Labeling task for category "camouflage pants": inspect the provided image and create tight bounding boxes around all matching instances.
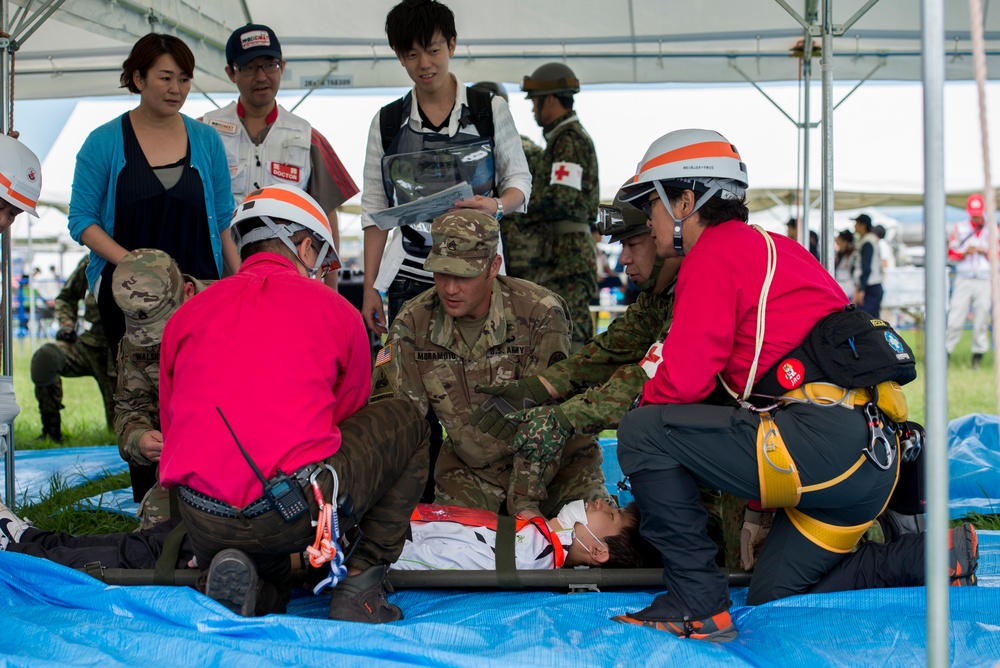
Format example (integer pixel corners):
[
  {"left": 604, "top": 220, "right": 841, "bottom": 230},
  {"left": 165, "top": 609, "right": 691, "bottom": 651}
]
[
  {"left": 31, "top": 340, "right": 116, "bottom": 428},
  {"left": 137, "top": 482, "right": 176, "bottom": 530},
  {"left": 177, "top": 399, "right": 429, "bottom": 610},
  {"left": 435, "top": 433, "right": 612, "bottom": 518}
]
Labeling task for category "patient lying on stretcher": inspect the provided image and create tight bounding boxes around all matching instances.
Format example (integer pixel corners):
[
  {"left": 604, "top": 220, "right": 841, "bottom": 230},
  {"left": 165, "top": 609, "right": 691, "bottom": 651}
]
[{"left": 0, "top": 498, "right": 658, "bottom": 574}]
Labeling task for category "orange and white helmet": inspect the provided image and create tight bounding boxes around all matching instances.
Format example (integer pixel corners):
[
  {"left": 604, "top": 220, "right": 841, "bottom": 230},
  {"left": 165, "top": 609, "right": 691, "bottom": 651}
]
[
  {"left": 230, "top": 184, "right": 340, "bottom": 278},
  {"left": 0, "top": 134, "right": 42, "bottom": 217},
  {"left": 619, "top": 129, "right": 748, "bottom": 254}
]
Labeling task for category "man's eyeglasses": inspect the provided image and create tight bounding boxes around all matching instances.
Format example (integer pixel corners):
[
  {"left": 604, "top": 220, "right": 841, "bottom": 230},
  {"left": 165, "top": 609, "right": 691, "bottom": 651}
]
[{"left": 234, "top": 61, "right": 281, "bottom": 76}]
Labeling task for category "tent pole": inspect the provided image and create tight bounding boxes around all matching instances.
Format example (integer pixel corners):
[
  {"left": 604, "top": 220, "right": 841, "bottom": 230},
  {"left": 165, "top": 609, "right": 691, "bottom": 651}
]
[
  {"left": 1, "top": 0, "right": 16, "bottom": 509},
  {"left": 801, "top": 28, "right": 812, "bottom": 248},
  {"left": 820, "top": 0, "right": 834, "bottom": 271},
  {"left": 921, "top": 0, "right": 949, "bottom": 665}
]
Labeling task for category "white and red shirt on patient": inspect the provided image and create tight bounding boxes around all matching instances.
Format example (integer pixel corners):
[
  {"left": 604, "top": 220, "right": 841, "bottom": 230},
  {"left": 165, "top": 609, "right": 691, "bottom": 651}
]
[{"left": 392, "top": 504, "right": 571, "bottom": 571}]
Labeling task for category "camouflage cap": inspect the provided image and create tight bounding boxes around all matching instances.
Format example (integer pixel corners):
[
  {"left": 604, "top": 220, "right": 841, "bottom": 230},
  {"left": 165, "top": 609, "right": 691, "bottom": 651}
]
[
  {"left": 112, "top": 249, "right": 185, "bottom": 346},
  {"left": 424, "top": 209, "right": 500, "bottom": 277}
]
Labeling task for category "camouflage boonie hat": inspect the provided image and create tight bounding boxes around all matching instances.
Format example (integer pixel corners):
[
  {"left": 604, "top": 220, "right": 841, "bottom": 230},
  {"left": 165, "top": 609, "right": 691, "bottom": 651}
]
[
  {"left": 112, "top": 249, "right": 185, "bottom": 346},
  {"left": 424, "top": 209, "right": 500, "bottom": 278}
]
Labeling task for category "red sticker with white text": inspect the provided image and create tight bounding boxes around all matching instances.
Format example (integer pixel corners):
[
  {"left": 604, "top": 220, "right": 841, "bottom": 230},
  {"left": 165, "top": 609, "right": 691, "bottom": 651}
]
[{"left": 776, "top": 357, "right": 805, "bottom": 390}]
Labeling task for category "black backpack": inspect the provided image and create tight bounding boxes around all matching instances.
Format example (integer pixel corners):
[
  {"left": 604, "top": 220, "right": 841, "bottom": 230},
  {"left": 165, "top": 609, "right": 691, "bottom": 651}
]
[{"left": 379, "top": 86, "right": 495, "bottom": 152}]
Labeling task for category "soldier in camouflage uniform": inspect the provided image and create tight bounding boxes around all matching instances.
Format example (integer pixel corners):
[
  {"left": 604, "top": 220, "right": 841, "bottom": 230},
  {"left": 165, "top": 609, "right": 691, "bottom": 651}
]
[
  {"left": 473, "top": 188, "right": 758, "bottom": 570},
  {"left": 518, "top": 62, "right": 599, "bottom": 350},
  {"left": 471, "top": 81, "right": 551, "bottom": 283},
  {"left": 112, "top": 249, "right": 208, "bottom": 528},
  {"left": 370, "top": 209, "right": 611, "bottom": 518},
  {"left": 30, "top": 256, "right": 116, "bottom": 442}
]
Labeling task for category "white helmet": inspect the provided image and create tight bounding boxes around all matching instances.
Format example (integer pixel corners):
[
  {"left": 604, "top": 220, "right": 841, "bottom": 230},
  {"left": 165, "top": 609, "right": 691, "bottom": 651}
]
[
  {"left": 0, "top": 134, "right": 42, "bottom": 217},
  {"left": 619, "top": 129, "right": 748, "bottom": 255},
  {"left": 230, "top": 184, "right": 340, "bottom": 278}
]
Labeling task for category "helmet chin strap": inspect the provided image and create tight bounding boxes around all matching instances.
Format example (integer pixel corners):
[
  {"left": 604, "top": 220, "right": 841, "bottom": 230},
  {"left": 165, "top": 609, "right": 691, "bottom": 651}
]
[
  {"left": 653, "top": 180, "right": 722, "bottom": 256},
  {"left": 635, "top": 254, "right": 664, "bottom": 293}
]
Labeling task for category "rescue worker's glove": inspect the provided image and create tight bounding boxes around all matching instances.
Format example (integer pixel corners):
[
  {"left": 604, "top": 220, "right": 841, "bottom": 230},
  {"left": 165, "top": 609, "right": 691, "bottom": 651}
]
[
  {"left": 739, "top": 507, "right": 773, "bottom": 571},
  {"left": 55, "top": 327, "right": 77, "bottom": 344},
  {"left": 470, "top": 377, "right": 551, "bottom": 439},
  {"left": 511, "top": 406, "right": 575, "bottom": 464}
]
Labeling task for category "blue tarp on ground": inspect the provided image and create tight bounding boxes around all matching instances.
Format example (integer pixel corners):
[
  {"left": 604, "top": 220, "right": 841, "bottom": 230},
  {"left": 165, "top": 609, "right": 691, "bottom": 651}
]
[
  {"left": 0, "top": 532, "right": 998, "bottom": 667},
  {"left": 947, "top": 413, "right": 1000, "bottom": 519}
]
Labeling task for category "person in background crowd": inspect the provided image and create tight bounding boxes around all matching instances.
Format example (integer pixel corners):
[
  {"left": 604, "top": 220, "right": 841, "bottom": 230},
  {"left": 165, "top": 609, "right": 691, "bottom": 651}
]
[
  {"left": 946, "top": 193, "right": 994, "bottom": 369},
  {"left": 852, "top": 213, "right": 883, "bottom": 317},
  {"left": 833, "top": 229, "right": 856, "bottom": 300}
]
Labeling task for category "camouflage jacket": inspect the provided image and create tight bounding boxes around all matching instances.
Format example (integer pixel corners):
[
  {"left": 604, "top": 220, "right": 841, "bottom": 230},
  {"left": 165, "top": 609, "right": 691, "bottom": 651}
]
[
  {"left": 114, "top": 339, "right": 161, "bottom": 466},
  {"left": 501, "top": 136, "right": 551, "bottom": 281},
  {"left": 113, "top": 274, "right": 208, "bottom": 465},
  {"left": 54, "top": 257, "right": 105, "bottom": 348},
  {"left": 370, "top": 276, "right": 570, "bottom": 474},
  {"left": 521, "top": 112, "right": 599, "bottom": 281},
  {"left": 541, "top": 280, "right": 676, "bottom": 433}
]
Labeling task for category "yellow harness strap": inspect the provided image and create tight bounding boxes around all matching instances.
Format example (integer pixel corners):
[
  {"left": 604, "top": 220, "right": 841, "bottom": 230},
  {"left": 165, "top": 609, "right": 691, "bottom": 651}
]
[
  {"left": 787, "top": 447, "right": 901, "bottom": 554},
  {"left": 785, "top": 509, "right": 873, "bottom": 554},
  {"left": 756, "top": 412, "right": 803, "bottom": 508},
  {"left": 780, "top": 383, "right": 872, "bottom": 408}
]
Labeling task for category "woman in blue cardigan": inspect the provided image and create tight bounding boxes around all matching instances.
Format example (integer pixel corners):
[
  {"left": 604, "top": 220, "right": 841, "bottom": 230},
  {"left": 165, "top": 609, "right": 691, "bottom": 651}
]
[{"left": 68, "top": 33, "right": 238, "bottom": 354}]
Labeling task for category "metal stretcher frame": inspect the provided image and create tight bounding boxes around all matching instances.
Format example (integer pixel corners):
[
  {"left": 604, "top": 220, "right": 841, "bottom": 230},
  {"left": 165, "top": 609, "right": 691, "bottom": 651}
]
[{"left": 77, "top": 566, "right": 753, "bottom": 591}]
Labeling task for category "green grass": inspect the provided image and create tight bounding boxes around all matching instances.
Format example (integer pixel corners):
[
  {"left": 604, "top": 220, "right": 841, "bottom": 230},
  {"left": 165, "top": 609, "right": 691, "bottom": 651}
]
[
  {"left": 899, "top": 329, "right": 999, "bottom": 426},
  {"left": 16, "top": 471, "right": 140, "bottom": 534}
]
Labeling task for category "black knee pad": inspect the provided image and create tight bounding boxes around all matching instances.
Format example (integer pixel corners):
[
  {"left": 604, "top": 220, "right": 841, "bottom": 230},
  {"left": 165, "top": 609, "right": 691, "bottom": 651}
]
[{"left": 31, "top": 343, "right": 65, "bottom": 386}]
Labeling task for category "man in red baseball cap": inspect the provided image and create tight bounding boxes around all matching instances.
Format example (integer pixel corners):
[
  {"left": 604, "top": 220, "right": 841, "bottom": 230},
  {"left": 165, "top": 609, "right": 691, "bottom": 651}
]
[{"left": 946, "top": 193, "right": 994, "bottom": 368}]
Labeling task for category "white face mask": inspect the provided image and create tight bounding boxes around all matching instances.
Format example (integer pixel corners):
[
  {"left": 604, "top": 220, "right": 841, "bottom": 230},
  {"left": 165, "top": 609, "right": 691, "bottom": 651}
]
[{"left": 556, "top": 500, "right": 589, "bottom": 529}]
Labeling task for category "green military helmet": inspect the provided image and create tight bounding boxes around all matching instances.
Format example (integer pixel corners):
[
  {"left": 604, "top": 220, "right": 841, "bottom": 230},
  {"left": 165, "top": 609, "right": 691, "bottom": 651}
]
[
  {"left": 471, "top": 81, "right": 508, "bottom": 103},
  {"left": 522, "top": 62, "right": 580, "bottom": 98}
]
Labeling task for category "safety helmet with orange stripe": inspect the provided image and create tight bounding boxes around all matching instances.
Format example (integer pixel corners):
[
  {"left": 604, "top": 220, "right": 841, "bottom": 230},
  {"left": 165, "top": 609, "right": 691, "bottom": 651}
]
[
  {"left": 619, "top": 129, "right": 748, "bottom": 255},
  {"left": 0, "top": 134, "right": 42, "bottom": 218},
  {"left": 230, "top": 184, "right": 340, "bottom": 279}
]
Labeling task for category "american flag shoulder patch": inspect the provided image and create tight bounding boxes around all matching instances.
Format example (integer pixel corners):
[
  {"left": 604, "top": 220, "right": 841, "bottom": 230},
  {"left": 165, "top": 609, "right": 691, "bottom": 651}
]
[{"left": 375, "top": 344, "right": 393, "bottom": 367}]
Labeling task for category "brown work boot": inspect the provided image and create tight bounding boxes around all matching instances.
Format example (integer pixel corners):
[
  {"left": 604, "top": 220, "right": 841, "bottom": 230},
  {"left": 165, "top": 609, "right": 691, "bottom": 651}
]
[{"left": 328, "top": 564, "right": 402, "bottom": 623}]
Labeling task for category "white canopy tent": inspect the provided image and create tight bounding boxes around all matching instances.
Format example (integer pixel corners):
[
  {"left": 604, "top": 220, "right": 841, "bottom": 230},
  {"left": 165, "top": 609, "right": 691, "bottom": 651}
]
[
  {"left": 2, "top": 0, "right": 1000, "bottom": 97},
  {"left": 1, "top": 2, "right": 993, "bottom": 663}
]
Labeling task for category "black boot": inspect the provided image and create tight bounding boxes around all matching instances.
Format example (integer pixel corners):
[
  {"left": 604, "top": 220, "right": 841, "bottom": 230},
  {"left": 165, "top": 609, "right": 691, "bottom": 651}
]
[
  {"left": 613, "top": 467, "right": 734, "bottom": 640},
  {"left": 38, "top": 412, "right": 63, "bottom": 443},
  {"left": 971, "top": 353, "right": 983, "bottom": 369}
]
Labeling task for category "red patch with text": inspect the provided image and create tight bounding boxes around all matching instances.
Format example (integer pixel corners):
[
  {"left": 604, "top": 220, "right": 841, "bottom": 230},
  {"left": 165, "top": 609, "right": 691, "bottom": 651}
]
[
  {"left": 776, "top": 357, "right": 805, "bottom": 390},
  {"left": 271, "top": 162, "right": 301, "bottom": 182}
]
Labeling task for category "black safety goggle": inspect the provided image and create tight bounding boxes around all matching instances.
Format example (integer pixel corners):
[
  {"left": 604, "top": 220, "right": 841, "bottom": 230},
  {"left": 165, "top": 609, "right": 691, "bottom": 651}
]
[{"left": 596, "top": 205, "right": 627, "bottom": 236}]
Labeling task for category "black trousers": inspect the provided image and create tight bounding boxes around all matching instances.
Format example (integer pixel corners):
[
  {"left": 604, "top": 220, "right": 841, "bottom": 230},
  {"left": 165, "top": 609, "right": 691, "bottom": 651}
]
[
  {"left": 9, "top": 518, "right": 188, "bottom": 570},
  {"left": 618, "top": 401, "right": 902, "bottom": 609}
]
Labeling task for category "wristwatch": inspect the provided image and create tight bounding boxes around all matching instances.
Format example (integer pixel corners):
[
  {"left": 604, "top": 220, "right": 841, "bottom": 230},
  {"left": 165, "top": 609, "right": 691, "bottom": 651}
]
[{"left": 493, "top": 198, "right": 504, "bottom": 221}]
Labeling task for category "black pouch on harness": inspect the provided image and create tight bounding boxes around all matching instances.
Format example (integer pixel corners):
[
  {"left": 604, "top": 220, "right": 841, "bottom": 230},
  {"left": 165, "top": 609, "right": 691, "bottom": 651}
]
[{"left": 800, "top": 305, "right": 917, "bottom": 388}]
